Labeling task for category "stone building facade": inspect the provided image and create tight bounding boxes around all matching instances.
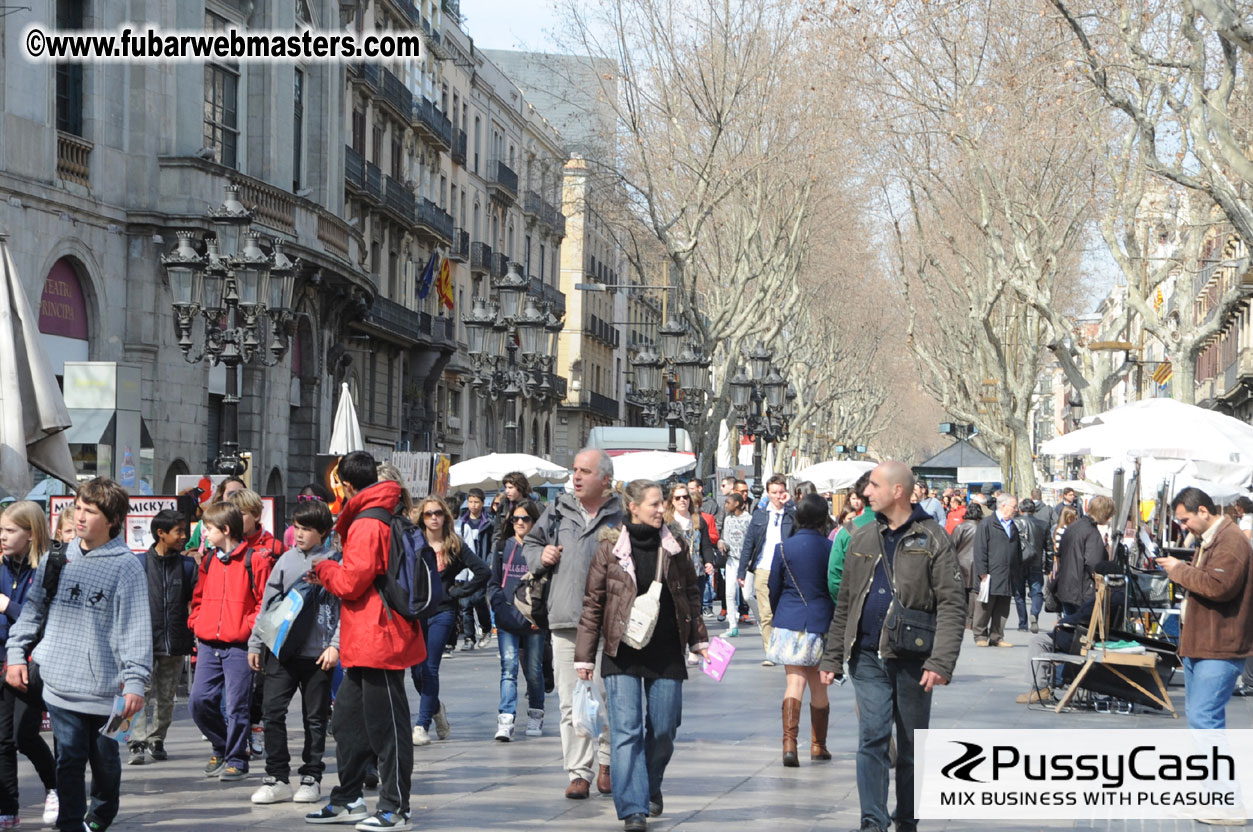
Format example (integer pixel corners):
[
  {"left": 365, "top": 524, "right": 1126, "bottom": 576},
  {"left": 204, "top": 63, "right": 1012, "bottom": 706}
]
[{"left": 1, "top": 0, "right": 581, "bottom": 498}]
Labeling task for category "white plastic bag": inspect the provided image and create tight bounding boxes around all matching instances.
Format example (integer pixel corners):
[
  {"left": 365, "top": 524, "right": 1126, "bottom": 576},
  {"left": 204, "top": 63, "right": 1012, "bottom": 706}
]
[
  {"left": 572, "top": 679, "right": 607, "bottom": 739},
  {"left": 977, "top": 574, "right": 990, "bottom": 604}
]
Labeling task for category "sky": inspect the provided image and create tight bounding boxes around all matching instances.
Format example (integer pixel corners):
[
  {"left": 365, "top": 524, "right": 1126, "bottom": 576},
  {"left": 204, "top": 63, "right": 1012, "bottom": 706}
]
[{"left": 458, "top": 0, "right": 566, "bottom": 52}]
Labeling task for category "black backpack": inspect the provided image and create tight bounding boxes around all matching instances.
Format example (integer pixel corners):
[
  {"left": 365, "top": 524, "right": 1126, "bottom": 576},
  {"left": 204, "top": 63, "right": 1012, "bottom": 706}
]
[{"left": 358, "top": 507, "right": 442, "bottom": 622}]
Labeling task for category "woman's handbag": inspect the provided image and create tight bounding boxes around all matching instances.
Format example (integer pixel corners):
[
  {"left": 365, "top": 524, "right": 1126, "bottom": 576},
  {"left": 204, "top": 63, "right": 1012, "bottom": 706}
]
[
  {"left": 513, "top": 566, "right": 552, "bottom": 630},
  {"left": 881, "top": 551, "right": 938, "bottom": 657},
  {"left": 1042, "top": 572, "right": 1061, "bottom": 613},
  {"left": 621, "top": 549, "right": 665, "bottom": 650}
]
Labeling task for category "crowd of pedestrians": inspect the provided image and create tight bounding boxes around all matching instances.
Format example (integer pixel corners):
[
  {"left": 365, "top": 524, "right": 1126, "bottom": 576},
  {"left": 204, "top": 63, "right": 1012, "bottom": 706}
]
[{"left": 1, "top": 450, "right": 1251, "bottom": 832}]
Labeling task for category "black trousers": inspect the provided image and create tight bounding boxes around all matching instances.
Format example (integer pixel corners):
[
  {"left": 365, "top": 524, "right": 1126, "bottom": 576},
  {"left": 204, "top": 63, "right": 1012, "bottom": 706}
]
[
  {"left": 329, "top": 668, "right": 412, "bottom": 815},
  {"left": 262, "top": 654, "right": 332, "bottom": 782},
  {"left": 459, "top": 591, "right": 492, "bottom": 640},
  {"left": 0, "top": 666, "right": 56, "bottom": 813}
]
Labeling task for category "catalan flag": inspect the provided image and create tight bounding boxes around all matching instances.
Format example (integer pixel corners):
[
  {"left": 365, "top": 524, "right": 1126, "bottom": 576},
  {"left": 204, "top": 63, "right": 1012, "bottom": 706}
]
[{"left": 435, "top": 256, "right": 453, "bottom": 310}]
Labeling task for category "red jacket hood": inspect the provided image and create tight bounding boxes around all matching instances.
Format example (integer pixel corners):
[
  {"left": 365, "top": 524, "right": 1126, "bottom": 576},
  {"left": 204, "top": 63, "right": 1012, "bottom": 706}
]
[{"left": 336, "top": 480, "right": 403, "bottom": 537}]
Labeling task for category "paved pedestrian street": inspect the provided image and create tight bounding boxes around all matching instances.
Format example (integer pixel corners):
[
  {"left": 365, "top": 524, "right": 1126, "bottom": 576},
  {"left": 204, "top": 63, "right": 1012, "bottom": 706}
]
[{"left": 11, "top": 615, "right": 1248, "bottom": 831}]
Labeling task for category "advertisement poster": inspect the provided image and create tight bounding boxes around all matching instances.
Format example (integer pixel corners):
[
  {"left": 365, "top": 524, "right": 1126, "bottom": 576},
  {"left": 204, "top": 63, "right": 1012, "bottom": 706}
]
[
  {"left": 53, "top": 494, "right": 282, "bottom": 553},
  {"left": 433, "top": 454, "right": 451, "bottom": 496}
]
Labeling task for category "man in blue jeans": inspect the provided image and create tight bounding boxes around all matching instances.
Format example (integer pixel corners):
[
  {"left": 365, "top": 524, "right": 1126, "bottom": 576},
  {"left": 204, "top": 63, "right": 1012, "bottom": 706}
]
[
  {"left": 819, "top": 462, "right": 965, "bottom": 832},
  {"left": 5, "top": 479, "right": 151, "bottom": 832},
  {"left": 1156, "top": 487, "right": 1253, "bottom": 732}
]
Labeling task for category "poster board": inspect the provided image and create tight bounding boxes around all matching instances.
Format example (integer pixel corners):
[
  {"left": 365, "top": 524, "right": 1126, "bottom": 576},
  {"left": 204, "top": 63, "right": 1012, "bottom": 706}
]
[{"left": 53, "top": 494, "right": 281, "bottom": 553}]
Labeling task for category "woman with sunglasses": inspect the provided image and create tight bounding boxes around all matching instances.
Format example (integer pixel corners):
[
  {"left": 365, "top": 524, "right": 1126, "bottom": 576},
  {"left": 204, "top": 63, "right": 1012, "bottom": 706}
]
[
  {"left": 664, "top": 485, "right": 717, "bottom": 619},
  {"left": 409, "top": 497, "right": 489, "bottom": 747},
  {"left": 486, "top": 499, "right": 546, "bottom": 742}
]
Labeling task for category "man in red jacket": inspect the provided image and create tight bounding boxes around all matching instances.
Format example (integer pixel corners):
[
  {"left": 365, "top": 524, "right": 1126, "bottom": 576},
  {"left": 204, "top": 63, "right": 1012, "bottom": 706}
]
[{"left": 305, "top": 452, "right": 425, "bottom": 831}]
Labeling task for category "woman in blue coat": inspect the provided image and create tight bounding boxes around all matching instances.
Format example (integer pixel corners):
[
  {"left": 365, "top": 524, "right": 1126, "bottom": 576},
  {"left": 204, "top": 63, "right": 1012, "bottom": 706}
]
[{"left": 768, "top": 494, "right": 837, "bottom": 767}]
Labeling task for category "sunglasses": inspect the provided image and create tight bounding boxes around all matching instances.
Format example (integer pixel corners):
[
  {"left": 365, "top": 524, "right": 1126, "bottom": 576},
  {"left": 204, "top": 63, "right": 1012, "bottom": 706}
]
[
  {"left": 422, "top": 510, "right": 444, "bottom": 519},
  {"left": 297, "top": 494, "right": 325, "bottom": 503},
  {"left": 511, "top": 515, "right": 533, "bottom": 524},
  {"left": 674, "top": 494, "right": 690, "bottom": 500}
]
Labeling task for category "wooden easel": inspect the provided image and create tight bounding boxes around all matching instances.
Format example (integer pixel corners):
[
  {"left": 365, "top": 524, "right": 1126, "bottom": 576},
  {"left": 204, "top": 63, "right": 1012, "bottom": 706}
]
[{"left": 1053, "top": 577, "right": 1177, "bottom": 717}]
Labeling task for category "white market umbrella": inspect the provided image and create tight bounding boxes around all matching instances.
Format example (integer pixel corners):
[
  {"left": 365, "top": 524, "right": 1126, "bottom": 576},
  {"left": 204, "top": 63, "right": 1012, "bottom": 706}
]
[
  {"left": 1039, "top": 479, "right": 1112, "bottom": 498},
  {"left": 0, "top": 236, "right": 77, "bottom": 497},
  {"left": 612, "top": 450, "right": 696, "bottom": 483},
  {"left": 791, "top": 459, "right": 877, "bottom": 492},
  {"left": 449, "top": 453, "right": 569, "bottom": 490},
  {"left": 1084, "top": 457, "right": 1250, "bottom": 503},
  {"left": 328, "top": 382, "right": 365, "bottom": 455},
  {"left": 1040, "top": 398, "right": 1253, "bottom": 477}
]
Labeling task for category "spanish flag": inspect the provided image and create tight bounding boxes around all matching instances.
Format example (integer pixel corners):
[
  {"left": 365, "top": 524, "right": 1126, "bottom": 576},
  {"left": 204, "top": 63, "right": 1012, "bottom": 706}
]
[{"left": 435, "top": 256, "right": 454, "bottom": 310}]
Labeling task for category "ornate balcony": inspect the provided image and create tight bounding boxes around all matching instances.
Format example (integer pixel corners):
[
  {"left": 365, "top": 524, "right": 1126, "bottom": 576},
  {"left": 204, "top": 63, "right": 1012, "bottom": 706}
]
[
  {"left": 411, "top": 98, "right": 453, "bottom": 150},
  {"left": 487, "top": 159, "right": 518, "bottom": 203},
  {"left": 470, "top": 242, "right": 492, "bottom": 274},
  {"left": 56, "top": 131, "right": 92, "bottom": 188}
]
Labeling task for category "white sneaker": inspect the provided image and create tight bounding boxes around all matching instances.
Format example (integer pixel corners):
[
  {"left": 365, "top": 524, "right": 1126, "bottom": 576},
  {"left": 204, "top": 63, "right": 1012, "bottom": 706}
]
[
  {"left": 411, "top": 724, "right": 431, "bottom": 746},
  {"left": 42, "top": 789, "right": 59, "bottom": 824},
  {"left": 251, "top": 776, "right": 293, "bottom": 804},
  {"left": 432, "top": 703, "right": 451, "bottom": 740},
  {"left": 525, "top": 708, "right": 544, "bottom": 737},
  {"left": 494, "top": 713, "right": 515, "bottom": 742},
  {"left": 293, "top": 775, "right": 321, "bottom": 803},
  {"left": 477, "top": 632, "right": 493, "bottom": 649}
]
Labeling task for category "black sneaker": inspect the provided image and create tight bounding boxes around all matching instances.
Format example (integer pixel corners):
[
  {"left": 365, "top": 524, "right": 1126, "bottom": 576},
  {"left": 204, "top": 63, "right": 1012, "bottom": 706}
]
[
  {"left": 84, "top": 812, "right": 106, "bottom": 832},
  {"left": 363, "top": 766, "right": 380, "bottom": 789},
  {"left": 649, "top": 794, "right": 663, "bottom": 817},
  {"left": 624, "top": 814, "right": 648, "bottom": 832},
  {"left": 127, "top": 743, "right": 146, "bottom": 765},
  {"left": 149, "top": 740, "right": 168, "bottom": 761},
  {"left": 305, "top": 798, "right": 369, "bottom": 824}
]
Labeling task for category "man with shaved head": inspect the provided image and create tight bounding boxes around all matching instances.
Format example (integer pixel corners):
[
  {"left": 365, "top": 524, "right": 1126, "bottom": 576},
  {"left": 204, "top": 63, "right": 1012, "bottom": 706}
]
[{"left": 819, "top": 462, "right": 966, "bottom": 832}]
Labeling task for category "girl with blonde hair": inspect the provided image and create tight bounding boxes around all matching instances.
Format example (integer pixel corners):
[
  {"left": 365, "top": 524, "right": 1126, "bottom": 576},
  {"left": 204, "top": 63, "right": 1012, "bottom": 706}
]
[{"left": 0, "top": 501, "right": 59, "bottom": 826}]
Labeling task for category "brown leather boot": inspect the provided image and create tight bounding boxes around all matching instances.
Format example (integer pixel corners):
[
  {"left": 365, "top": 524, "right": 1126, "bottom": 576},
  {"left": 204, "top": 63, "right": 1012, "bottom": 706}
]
[
  {"left": 782, "top": 697, "right": 801, "bottom": 767},
  {"left": 810, "top": 704, "right": 832, "bottom": 760}
]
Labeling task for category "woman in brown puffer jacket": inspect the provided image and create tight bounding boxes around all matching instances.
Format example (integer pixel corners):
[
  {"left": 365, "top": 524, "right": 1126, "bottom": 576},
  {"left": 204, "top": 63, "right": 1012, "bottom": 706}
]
[{"left": 574, "top": 479, "right": 709, "bottom": 832}]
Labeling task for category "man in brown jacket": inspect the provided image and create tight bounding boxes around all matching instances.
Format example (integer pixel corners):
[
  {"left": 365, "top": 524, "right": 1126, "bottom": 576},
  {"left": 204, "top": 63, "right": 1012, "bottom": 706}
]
[{"left": 1156, "top": 486, "right": 1253, "bottom": 732}]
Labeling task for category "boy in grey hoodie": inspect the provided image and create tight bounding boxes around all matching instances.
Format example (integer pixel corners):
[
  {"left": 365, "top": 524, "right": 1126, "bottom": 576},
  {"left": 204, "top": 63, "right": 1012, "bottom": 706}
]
[
  {"left": 246, "top": 499, "right": 340, "bottom": 806},
  {"left": 5, "top": 478, "right": 151, "bottom": 832}
]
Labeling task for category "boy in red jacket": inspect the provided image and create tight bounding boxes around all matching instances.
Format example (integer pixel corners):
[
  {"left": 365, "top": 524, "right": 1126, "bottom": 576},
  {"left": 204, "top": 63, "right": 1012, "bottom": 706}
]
[
  {"left": 188, "top": 502, "right": 265, "bottom": 783},
  {"left": 304, "top": 452, "right": 424, "bottom": 831}
]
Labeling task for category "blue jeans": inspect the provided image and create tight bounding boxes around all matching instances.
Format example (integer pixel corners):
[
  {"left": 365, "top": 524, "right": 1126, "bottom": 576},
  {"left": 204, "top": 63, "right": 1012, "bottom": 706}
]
[
  {"left": 848, "top": 648, "right": 932, "bottom": 832},
  {"left": 603, "top": 674, "right": 682, "bottom": 820},
  {"left": 410, "top": 609, "right": 457, "bottom": 728},
  {"left": 498, "top": 628, "right": 546, "bottom": 715},
  {"left": 189, "top": 641, "right": 253, "bottom": 768},
  {"left": 46, "top": 703, "right": 122, "bottom": 832},
  {"left": 1182, "top": 656, "right": 1244, "bottom": 729},
  {"left": 1013, "top": 567, "right": 1044, "bottom": 628}
]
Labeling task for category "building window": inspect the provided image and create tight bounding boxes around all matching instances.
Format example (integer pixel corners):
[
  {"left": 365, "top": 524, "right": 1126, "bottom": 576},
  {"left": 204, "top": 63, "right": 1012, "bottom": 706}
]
[
  {"left": 55, "top": 0, "right": 84, "bottom": 136},
  {"left": 524, "top": 235, "right": 532, "bottom": 277},
  {"left": 473, "top": 116, "right": 481, "bottom": 173},
  {"left": 352, "top": 107, "right": 366, "bottom": 152},
  {"left": 386, "top": 353, "right": 395, "bottom": 427},
  {"left": 372, "top": 125, "right": 383, "bottom": 166},
  {"left": 452, "top": 92, "right": 460, "bottom": 129},
  {"left": 391, "top": 137, "right": 402, "bottom": 180},
  {"left": 388, "top": 250, "right": 398, "bottom": 299},
  {"left": 539, "top": 244, "right": 545, "bottom": 283},
  {"left": 293, "top": 68, "right": 304, "bottom": 191},
  {"left": 449, "top": 389, "right": 462, "bottom": 428},
  {"left": 204, "top": 12, "right": 239, "bottom": 169}
]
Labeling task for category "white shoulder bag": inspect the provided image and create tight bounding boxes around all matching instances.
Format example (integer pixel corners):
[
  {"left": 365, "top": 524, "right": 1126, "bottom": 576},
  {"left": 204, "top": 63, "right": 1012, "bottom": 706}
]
[{"left": 622, "top": 548, "right": 666, "bottom": 650}]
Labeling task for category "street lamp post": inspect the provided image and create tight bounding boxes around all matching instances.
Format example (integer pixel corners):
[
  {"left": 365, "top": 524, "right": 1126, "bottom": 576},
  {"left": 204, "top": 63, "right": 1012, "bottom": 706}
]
[
  {"left": 729, "top": 341, "right": 795, "bottom": 500},
  {"left": 161, "top": 184, "right": 299, "bottom": 477},
  {"left": 630, "top": 316, "right": 710, "bottom": 453},
  {"left": 463, "top": 263, "right": 564, "bottom": 454}
]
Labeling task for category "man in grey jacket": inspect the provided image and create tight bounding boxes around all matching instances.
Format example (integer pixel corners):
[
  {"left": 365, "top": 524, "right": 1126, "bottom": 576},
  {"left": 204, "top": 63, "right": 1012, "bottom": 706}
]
[
  {"left": 524, "top": 448, "right": 622, "bottom": 800},
  {"left": 6, "top": 478, "right": 151, "bottom": 832}
]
